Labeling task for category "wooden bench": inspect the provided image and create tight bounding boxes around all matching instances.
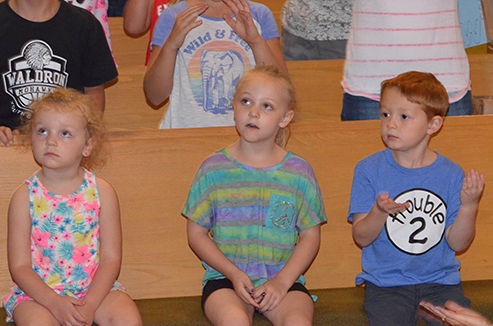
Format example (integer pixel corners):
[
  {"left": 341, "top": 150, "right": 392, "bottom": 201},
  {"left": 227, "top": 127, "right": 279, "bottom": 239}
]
[
  {"left": 103, "top": 55, "right": 493, "bottom": 131},
  {"left": 1, "top": 116, "right": 493, "bottom": 301},
  {"left": 103, "top": 59, "right": 349, "bottom": 130},
  {"left": 1, "top": 280, "right": 493, "bottom": 325},
  {"left": 106, "top": 16, "right": 493, "bottom": 131},
  {"left": 1, "top": 116, "right": 493, "bottom": 324}
]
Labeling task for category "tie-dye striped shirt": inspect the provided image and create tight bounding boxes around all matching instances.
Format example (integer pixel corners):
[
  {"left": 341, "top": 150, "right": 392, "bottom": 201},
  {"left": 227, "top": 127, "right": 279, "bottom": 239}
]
[{"left": 183, "top": 149, "right": 326, "bottom": 287}]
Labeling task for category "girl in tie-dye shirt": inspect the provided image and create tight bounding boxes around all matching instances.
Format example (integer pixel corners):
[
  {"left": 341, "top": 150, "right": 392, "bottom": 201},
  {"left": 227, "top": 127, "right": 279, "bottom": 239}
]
[{"left": 184, "top": 66, "right": 327, "bottom": 325}]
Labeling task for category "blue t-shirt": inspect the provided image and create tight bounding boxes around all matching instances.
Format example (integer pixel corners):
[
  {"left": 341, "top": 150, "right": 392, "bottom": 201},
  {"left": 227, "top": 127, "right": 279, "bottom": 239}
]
[{"left": 348, "top": 148, "right": 464, "bottom": 287}]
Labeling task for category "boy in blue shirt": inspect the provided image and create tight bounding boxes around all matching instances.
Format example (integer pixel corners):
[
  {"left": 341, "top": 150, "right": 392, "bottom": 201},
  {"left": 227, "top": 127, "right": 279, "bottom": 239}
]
[{"left": 348, "top": 71, "right": 485, "bottom": 326}]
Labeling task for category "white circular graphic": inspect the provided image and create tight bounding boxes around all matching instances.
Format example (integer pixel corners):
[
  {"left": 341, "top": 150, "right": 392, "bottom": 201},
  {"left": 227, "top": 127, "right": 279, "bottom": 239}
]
[{"left": 385, "top": 189, "right": 447, "bottom": 255}]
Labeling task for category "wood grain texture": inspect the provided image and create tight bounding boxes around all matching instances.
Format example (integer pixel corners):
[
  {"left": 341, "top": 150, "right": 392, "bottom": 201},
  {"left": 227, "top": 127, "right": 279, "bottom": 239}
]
[
  {"left": 109, "top": 18, "right": 149, "bottom": 67},
  {"left": 104, "top": 54, "right": 493, "bottom": 131},
  {"left": 1, "top": 116, "right": 492, "bottom": 300}
]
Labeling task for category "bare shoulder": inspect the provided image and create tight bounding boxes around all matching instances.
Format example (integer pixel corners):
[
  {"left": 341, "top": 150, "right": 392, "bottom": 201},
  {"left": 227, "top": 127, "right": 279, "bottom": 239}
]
[
  {"left": 10, "top": 183, "right": 29, "bottom": 206},
  {"left": 95, "top": 177, "right": 119, "bottom": 202},
  {"left": 95, "top": 176, "right": 116, "bottom": 192},
  {"left": 8, "top": 183, "right": 31, "bottom": 226}
]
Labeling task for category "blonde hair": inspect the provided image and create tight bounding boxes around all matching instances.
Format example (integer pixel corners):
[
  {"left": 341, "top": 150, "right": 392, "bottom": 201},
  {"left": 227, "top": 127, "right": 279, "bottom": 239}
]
[
  {"left": 381, "top": 71, "right": 449, "bottom": 119},
  {"left": 21, "top": 88, "right": 108, "bottom": 170},
  {"left": 234, "top": 65, "right": 297, "bottom": 148}
]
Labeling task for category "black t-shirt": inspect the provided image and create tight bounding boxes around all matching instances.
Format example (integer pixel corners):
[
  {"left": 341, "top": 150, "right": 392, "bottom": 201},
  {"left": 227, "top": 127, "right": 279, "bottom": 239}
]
[{"left": 0, "top": 0, "right": 118, "bottom": 129}]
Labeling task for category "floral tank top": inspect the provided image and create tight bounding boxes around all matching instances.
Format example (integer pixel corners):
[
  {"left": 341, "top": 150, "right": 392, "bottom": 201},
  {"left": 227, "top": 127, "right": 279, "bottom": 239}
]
[{"left": 2, "top": 169, "right": 124, "bottom": 322}]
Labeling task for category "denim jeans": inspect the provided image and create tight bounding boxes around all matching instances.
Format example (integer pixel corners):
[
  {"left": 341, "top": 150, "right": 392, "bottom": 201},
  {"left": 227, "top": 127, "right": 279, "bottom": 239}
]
[
  {"left": 282, "top": 28, "right": 347, "bottom": 61},
  {"left": 341, "top": 91, "right": 474, "bottom": 121},
  {"left": 364, "top": 282, "right": 470, "bottom": 326}
]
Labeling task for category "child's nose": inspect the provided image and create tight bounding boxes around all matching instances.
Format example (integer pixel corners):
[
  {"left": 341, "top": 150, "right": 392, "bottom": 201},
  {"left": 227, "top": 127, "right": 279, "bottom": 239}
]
[
  {"left": 248, "top": 106, "right": 260, "bottom": 118},
  {"left": 387, "top": 116, "right": 397, "bottom": 129},
  {"left": 46, "top": 134, "right": 57, "bottom": 146}
]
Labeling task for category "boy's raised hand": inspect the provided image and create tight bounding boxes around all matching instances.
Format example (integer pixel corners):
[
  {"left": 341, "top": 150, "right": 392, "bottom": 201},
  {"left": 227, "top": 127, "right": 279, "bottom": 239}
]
[
  {"left": 376, "top": 193, "right": 410, "bottom": 215},
  {"left": 222, "top": 0, "right": 262, "bottom": 45},
  {"left": 166, "top": 3, "right": 208, "bottom": 51},
  {"left": 352, "top": 193, "right": 410, "bottom": 247},
  {"left": 460, "top": 169, "right": 485, "bottom": 207},
  {"left": 444, "top": 169, "right": 485, "bottom": 252}
]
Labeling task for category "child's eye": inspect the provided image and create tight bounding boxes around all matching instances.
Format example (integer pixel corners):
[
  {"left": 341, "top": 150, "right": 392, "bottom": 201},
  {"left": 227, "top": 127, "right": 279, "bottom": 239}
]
[
  {"left": 402, "top": 115, "right": 409, "bottom": 120},
  {"left": 263, "top": 104, "right": 273, "bottom": 110},
  {"left": 37, "top": 128, "right": 47, "bottom": 135},
  {"left": 61, "top": 131, "right": 72, "bottom": 138},
  {"left": 381, "top": 112, "right": 390, "bottom": 118},
  {"left": 241, "top": 99, "right": 251, "bottom": 105}
]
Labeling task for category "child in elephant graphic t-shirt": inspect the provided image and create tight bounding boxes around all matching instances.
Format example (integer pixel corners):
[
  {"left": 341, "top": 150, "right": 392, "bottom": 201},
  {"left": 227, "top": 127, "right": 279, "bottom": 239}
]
[{"left": 144, "top": 0, "right": 286, "bottom": 129}]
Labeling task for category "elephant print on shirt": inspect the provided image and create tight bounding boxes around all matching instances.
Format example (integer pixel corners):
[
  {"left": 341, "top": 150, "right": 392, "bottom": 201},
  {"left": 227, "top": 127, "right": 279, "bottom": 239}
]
[{"left": 200, "top": 49, "right": 244, "bottom": 114}]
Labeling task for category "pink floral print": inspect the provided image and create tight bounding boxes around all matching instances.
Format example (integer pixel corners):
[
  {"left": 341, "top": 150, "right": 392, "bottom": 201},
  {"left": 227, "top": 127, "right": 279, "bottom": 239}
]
[{"left": 2, "top": 169, "right": 125, "bottom": 322}]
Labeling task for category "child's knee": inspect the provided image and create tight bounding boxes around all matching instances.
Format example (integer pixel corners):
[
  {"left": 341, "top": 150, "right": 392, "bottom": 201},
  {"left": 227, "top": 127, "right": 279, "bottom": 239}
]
[
  {"left": 13, "top": 316, "right": 58, "bottom": 326},
  {"left": 281, "top": 312, "right": 313, "bottom": 326},
  {"left": 94, "top": 292, "right": 142, "bottom": 326},
  {"left": 211, "top": 313, "right": 252, "bottom": 326},
  {"left": 267, "top": 307, "right": 313, "bottom": 326},
  {"left": 98, "top": 309, "right": 142, "bottom": 326},
  {"left": 117, "top": 313, "right": 143, "bottom": 326},
  {"left": 12, "top": 301, "right": 59, "bottom": 326},
  {"left": 205, "top": 305, "right": 253, "bottom": 326}
]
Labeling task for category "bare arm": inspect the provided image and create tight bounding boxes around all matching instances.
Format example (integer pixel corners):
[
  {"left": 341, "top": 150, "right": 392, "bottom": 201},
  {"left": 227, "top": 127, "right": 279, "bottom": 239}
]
[
  {"left": 222, "top": 0, "right": 287, "bottom": 73},
  {"left": 123, "top": 0, "right": 154, "bottom": 36},
  {"left": 187, "top": 219, "right": 259, "bottom": 308},
  {"left": 75, "top": 178, "right": 123, "bottom": 325},
  {"left": 144, "top": 4, "right": 207, "bottom": 106},
  {"left": 144, "top": 45, "right": 177, "bottom": 106},
  {"left": 253, "top": 225, "right": 320, "bottom": 312},
  {"left": 8, "top": 185, "right": 86, "bottom": 325},
  {"left": 84, "top": 85, "right": 105, "bottom": 115},
  {"left": 352, "top": 193, "right": 409, "bottom": 247},
  {"left": 445, "top": 169, "right": 485, "bottom": 252}
]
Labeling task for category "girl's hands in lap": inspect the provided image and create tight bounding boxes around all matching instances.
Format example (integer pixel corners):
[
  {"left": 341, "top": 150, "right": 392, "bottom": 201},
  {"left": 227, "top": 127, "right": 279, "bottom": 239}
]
[
  {"left": 49, "top": 295, "right": 87, "bottom": 326},
  {"left": 230, "top": 270, "right": 259, "bottom": 308},
  {"left": 253, "top": 278, "right": 290, "bottom": 313},
  {"left": 75, "top": 301, "right": 96, "bottom": 326}
]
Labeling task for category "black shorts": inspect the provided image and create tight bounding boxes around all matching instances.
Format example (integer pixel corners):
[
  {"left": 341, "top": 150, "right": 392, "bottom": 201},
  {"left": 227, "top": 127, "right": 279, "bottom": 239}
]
[{"left": 201, "top": 278, "right": 311, "bottom": 311}]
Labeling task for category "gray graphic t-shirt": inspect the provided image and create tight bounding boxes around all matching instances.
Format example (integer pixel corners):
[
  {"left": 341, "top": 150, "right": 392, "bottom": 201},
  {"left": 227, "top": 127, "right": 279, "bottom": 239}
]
[{"left": 152, "top": 1, "right": 279, "bottom": 129}]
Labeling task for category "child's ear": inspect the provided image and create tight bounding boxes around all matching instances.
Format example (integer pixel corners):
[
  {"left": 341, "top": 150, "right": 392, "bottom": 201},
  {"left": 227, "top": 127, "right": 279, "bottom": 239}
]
[
  {"left": 82, "top": 138, "right": 94, "bottom": 158},
  {"left": 427, "top": 116, "right": 444, "bottom": 135},
  {"left": 279, "top": 110, "right": 295, "bottom": 128}
]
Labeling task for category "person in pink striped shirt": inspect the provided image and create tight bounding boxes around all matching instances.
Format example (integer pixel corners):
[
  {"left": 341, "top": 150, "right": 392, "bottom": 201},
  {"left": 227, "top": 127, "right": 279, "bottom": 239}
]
[{"left": 341, "top": 0, "right": 473, "bottom": 121}]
